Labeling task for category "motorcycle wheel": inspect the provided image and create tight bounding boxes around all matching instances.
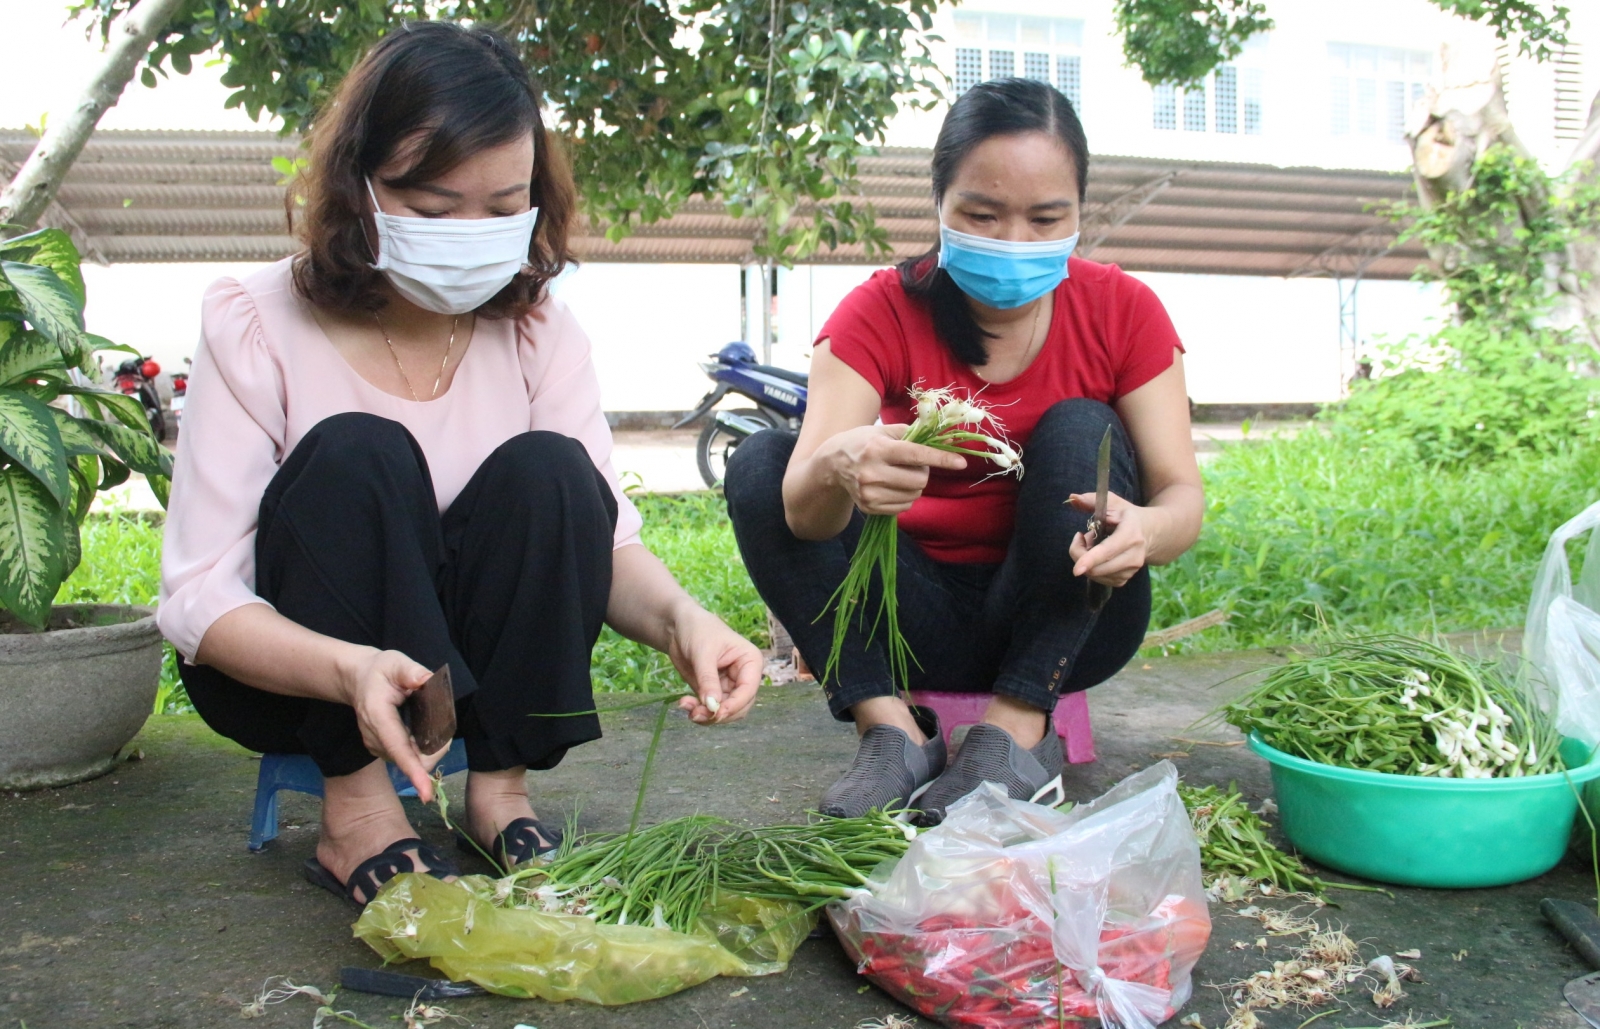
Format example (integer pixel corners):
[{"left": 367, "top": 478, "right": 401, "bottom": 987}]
[
  {"left": 696, "top": 408, "right": 776, "bottom": 488},
  {"left": 142, "top": 391, "right": 166, "bottom": 442}
]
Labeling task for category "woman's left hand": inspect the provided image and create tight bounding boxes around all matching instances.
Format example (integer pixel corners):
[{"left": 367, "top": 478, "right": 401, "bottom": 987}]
[
  {"left": 1066, "top": 491, "right": 1159, "bottom": 588},
  {"left": 665, "top": 601, "right": 764, "bottom": 724}
]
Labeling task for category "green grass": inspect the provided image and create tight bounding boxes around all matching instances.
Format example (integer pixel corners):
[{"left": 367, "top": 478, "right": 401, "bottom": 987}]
[
  {"left": 54, "top": 512, "right": 187, "bottom": 712},
  {"left": 590, "top": 491, "right": 767, "bottom": 693},
  {"left": 54, "top": 434, "right": 1600, "bottom": 710},
  {"left": 1149, "top": 429, "right": 1600, "bottom": 652}
]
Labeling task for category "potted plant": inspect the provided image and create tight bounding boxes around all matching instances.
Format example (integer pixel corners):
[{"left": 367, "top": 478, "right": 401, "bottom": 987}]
[{"left": 0, "top": 227, "right": 173, "bottom": 789}]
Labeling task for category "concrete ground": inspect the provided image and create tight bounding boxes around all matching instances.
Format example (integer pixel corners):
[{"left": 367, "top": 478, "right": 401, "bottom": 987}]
[{"left": 1, "top": 648, "right": 1590, "bottom": 1029}]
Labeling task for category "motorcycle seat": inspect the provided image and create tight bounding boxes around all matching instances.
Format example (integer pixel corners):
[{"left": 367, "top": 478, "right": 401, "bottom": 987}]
[{"left": 753, "top": 363, "right": 809, "bottom": 387}]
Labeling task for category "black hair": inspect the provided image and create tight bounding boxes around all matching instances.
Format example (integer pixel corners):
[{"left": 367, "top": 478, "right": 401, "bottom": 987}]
[
  {"left": 292, "top": 20, "right": 577, "bottom": 318},
  {"left": 898, "top": 78, "right": 1089, "bottom": 366}
]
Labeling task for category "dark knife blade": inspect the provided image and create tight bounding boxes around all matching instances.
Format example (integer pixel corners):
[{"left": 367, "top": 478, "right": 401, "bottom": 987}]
[
  {"left": 1542, "top": 898, "right": 1600, "bottom": 1028},
  {"left": 1084, "top": 425, "right": 1113, "bottom": 611}
]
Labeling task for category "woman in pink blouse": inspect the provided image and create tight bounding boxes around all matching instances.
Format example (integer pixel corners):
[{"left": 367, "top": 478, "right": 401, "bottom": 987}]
[{"left": 159, "top": 22, "right": 762, "bottom": 906}]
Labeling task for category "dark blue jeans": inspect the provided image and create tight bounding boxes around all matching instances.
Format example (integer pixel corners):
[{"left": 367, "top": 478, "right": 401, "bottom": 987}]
[{"left": 724, "top": 398, "right": 1151, "bottom": 720}]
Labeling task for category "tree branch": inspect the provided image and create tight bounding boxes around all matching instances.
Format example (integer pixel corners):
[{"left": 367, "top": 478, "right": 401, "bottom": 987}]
[{"left": 0, "top": 0, "right": 190, "bottom": 237}]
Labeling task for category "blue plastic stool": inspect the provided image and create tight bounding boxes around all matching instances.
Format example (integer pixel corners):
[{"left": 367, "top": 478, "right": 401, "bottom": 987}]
[{"left": 248, "top": 739, "right": 469, "bottom": 852}]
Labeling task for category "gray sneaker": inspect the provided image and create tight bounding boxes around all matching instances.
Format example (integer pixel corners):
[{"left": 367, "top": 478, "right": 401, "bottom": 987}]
[
  {"left": 913, "top": 722, "right": 1065, "bottom": 827},
  {"left": 819, "top": 706, "right": 946, "bottom": 818}
]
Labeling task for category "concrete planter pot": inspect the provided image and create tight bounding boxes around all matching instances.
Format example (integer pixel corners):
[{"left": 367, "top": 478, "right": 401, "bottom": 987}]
[{"left": 0, "top": 604, "right": 162, "bottom": 790}]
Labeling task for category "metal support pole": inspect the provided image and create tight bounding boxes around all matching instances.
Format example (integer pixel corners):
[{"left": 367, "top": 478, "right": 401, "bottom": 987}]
[
  {"left": 1336, "top": 275, "right": 1362, "bottom": 395},
  {"left": 760, "top": 259, "right": 775, "bottom": 365}
]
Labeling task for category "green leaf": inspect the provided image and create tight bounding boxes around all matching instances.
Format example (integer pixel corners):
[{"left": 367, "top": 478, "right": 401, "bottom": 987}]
[
  {"left": 86, "top": 334, "right": 140, "bottom": 359},
  {"left": 0, "top": 464, "right": 66, "bottom": 627},
  {"left": 0, "top": 261, "right": 84, "bottom": 350},
  {"left": 0, "top": 329, "right": 70, "bottom": 389},
  {"left": 0, "top": 228, "right": 84, "bottom": 307},
  {"left": 80, "top": 418, "right": 168, "bottom": 478},
  {"left": 52, "top": 410, "right": 105, "bottom": 458},
  {"left": 0, "top": 392, "right": 68, "bottom": 506},
  {"left": 63, "top": 386, "right": 151, "bottom": 435},
  {"left": 97, "top": 455, "right": 131, "bottom": 493},
  {"left": 147, "top": 468, "right": 170, "bottom": 510}
]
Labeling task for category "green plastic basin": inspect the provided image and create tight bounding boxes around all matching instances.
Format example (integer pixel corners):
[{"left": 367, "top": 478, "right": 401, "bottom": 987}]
[{"left": 1249, "top": 734, "right": 1600, "bottom": 889}]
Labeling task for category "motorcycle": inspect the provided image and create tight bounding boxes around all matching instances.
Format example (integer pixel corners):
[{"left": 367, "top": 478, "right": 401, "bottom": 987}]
[
  {"left": 169, "top": 357, "right": 191, "bottom": 435},
  {"left": 674, "top": 341, "right": 807, "bottom": 488},
  {"left": 113, "top": 356, "right": 165, "bottom": 441}
]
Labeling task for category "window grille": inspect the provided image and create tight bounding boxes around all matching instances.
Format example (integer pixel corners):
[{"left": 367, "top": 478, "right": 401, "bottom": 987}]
[
  {"left": 947, "top": 15, "right": 1084, "bottom": 105},
  {"left": 1328, "top": 44, "right": 1429, "bottom": 142},
  {"left": 1243, "top": 69, "right": 1264, "bottom": 134},
  {"left": 954, "top": 48, "right": 982, "bottom": 95},
  {"left": 1153, "top": 84, "right": 1177, "bottom": 130},
  {"left": 1554, "top": 44, "right": 1586, "bottom": 142},
  {"left": 1057, "top": 55, "right": 1082, "bottom": 111},
  {"left": 1385, "top": 80, "right": 1407, "bottom": 142},
  {"left": 1183, "top": 83, "right": 1207, "bottom": 131},
  {"left": 1214, "top": 65, "right": 1238, "bottom": 133}
]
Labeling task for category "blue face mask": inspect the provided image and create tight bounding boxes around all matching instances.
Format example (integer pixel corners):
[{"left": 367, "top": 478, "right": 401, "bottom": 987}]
[{"left": 938, "top": 224, "right": 1079, "bottom": 309}]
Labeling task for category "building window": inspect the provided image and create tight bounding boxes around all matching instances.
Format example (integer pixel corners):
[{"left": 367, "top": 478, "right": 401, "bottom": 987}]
[
  {"left": 954, "top": 48, "right": 983, "bottom": 94},
  {"left": 1183, "top": 83, "right": 1207, "bottom": 130},
  {"left": 1154, "top": 65, "right": 1260, "bottom": 135},
  {"left": 1057, "top": 55, "right": 1082, "bottom": 110},
  {"left": 1328, "top": 43, "right": 1430, "bottom": 141},
  {"left": 949, "top": 12, "right": 1085, "bottom": 100},
  {"left": 1214, "top": 66, "right": 1238, "bottom": 133},
  {"left": 1153, "top": 83, "right": 1177, "bottom": 130},
  {"left": 1243, "top": 69, "right": 1264, "bottom": 134}
]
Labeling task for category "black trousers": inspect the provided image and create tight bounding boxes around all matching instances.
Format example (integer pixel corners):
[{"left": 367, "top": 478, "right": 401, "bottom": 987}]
[
  {"left": 180, "top": 413, "right": 617, "bottom": 777},
  {"left": 724, "top": 398, "right": 1150, "bottom": 720}
]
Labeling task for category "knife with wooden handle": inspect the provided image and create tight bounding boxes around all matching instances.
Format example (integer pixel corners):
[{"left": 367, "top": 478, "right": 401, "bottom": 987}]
[{"left": 1543, "top": 897, "right": 1600, "bottom": 1028}]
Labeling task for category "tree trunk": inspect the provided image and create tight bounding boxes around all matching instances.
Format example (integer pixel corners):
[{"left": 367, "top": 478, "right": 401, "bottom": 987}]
[
  {"left": 1560, "top": 93, "right": 1600, "bottom": 352},
  {"left": 1408, "top": 40, "right": 1600, "bottom": 353},
  {"left": 0, "top": 0, "right": 190, "bottom": 239}
]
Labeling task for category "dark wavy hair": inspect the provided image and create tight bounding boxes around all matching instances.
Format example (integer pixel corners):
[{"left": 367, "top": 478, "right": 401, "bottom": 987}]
[
  {"left": 898, "top": 78, "right": 1088, "bottom": 366},
  {"left": 289, "top": 20, "right": 576, "bottom": 319}
]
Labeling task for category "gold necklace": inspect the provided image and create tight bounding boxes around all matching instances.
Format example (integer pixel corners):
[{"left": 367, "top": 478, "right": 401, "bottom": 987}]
[{"left": 372, "top": 311, "right": 458, "bottom": 401}]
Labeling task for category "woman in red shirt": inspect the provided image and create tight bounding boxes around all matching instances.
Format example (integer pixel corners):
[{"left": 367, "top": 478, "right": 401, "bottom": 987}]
[{"left": 724, "top": 78, "right": 1202, "bottom": 824}]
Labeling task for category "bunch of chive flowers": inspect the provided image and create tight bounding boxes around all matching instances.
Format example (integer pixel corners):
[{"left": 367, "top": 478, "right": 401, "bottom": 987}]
[{"left": 821, "top": 386, "right": 1023, "bottom": 691}]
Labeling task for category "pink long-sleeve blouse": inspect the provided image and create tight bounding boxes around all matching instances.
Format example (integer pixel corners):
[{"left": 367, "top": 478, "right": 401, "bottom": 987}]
[{"left": 157, "top": 258, "right": 644, "bottom": 662}]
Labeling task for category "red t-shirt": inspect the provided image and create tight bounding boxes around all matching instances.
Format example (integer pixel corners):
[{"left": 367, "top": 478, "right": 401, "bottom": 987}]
[{"left": 820, "top": 258, "right": 1183, "bottom": 564}]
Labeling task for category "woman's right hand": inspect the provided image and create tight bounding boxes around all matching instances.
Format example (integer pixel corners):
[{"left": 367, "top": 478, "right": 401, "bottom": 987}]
[
  {"left": 823, "top": 423, "right": 969, "bottom": 516},
  {"left": 339, "top": 646, "right": 449, "bottom": 801}
]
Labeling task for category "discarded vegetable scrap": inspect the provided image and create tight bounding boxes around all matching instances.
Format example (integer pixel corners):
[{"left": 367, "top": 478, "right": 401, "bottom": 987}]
[
  {"left": 1178, "top": 782, "right": 1383, "bottom": 899},
  {"left": 1217, "top": 634, "right": 1564, "bottom": 778}
]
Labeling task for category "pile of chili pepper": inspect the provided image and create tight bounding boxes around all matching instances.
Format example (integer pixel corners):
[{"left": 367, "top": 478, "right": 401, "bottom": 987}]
[{"left": 831, "top": 893, "right": 1209, "bottom": 1028}]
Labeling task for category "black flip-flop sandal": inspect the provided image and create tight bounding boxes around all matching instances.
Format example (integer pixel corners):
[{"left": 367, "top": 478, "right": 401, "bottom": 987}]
[
  {"left": 456, "top": 816, "right": 564, "bottom": 871},
  {"left": 303, "top": 837, "right": 460, "bottom": 908}
]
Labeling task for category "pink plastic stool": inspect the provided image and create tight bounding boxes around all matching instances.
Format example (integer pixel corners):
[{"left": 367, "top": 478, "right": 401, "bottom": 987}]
[{"left": 909, "top": 689, "right": 1095, "bottom": 764}]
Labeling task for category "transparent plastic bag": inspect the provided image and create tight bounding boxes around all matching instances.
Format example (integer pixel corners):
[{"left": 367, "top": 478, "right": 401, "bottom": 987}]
[
  {"left": 353, "top": 874, "right": 813, "bottom": 1005},
  {"left": 1524, "top": 500, "right": 1600, "bottom": 746},
  {"left": 829, "top": 762, "right": 1210, "bottom": 1029}
]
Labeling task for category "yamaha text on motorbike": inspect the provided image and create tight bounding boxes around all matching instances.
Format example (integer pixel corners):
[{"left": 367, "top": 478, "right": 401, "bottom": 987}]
[{"left": 674, "top": 342, "right": 807, "bottom": 487}]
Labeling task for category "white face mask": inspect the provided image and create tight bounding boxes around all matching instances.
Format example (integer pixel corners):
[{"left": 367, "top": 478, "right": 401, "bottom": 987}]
[{"left": 367, "top": 179, "right": 539, "bottom": 315}]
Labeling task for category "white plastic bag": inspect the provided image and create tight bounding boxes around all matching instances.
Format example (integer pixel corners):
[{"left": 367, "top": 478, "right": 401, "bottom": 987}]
[
  {"left": 829, "top": 762, "right": 1209, "bottom": 1029},
  {"left": 1524, "top": 500, "right": 1600, "bottom": 746}
]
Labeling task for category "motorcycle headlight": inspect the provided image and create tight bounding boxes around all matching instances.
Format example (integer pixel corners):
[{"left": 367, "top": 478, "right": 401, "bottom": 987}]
[{"left": 698, "top": 361, "right": 722, "bottom": 376}]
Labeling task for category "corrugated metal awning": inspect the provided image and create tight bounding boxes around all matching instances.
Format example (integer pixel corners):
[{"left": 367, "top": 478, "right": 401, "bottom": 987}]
[{"left": 1, "top": 129, "right": 1429, "bottom": 279}]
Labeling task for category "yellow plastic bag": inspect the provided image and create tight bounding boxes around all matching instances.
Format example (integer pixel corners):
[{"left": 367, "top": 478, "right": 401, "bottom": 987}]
[{"left": 353, "top": 873, "right": 814, "bottom": 1004}]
